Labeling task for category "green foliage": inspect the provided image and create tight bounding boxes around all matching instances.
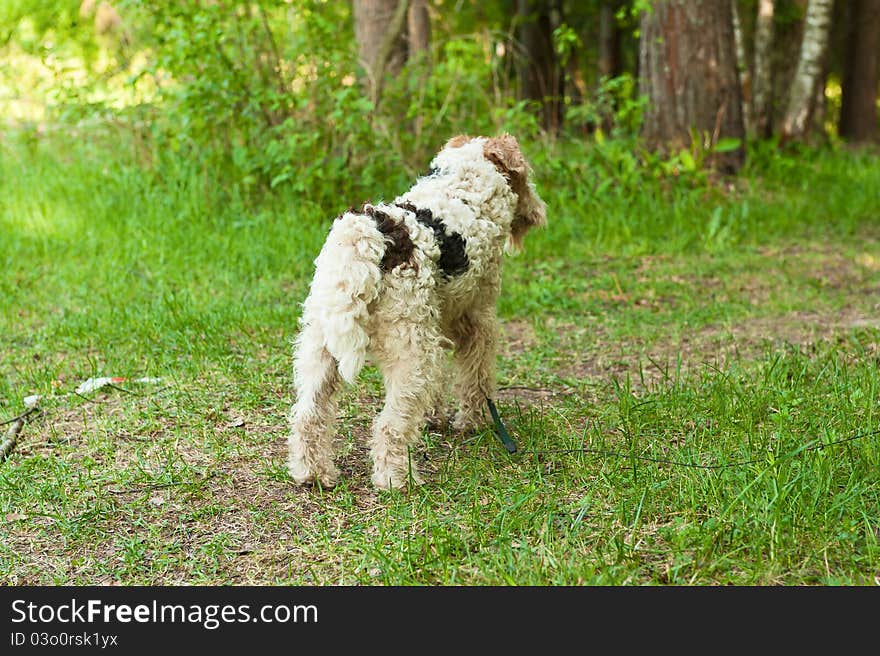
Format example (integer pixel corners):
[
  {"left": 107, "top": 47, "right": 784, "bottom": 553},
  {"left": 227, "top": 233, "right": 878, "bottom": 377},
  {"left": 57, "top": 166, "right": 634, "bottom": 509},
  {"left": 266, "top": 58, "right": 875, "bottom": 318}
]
[
  {"left": 565, "top": 73, "right": 645, "bottom": 136},
  {"left": 654, "top": 132, "right": 744, "bottom": 180},
  {"left": 1, "top": 1, "right": 102, "bottom": 110},
  {"left": 618, "top": 0, "right": 654, "bottom": 21},
  {"left": 552, "top": 22, "right": 580, "bottom": 68},
  {"left": 2, "top": 0, "right": 747, "bottom": 208},
  {"left": 124, "top": 0, "right": 379, "bottom": 201},
  {"left": 1, "top": 1, "right": 95, "bottom": 57},
  {"left": 103, "top": 2, "right": 552, "bottom": 203}
]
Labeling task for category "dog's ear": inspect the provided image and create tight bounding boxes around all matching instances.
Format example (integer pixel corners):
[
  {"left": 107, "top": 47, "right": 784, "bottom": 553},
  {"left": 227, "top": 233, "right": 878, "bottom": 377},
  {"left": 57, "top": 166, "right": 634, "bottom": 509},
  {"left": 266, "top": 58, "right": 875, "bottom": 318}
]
[
  {"left": 483, "top": 134, "right": 528, "bottom": 190},
  {"left": 445, "top": 134, "right": 473, "bottom": 149},
  {"left": 484, "top": 135, "right": 547, "bottom": 252},
  {"left": 506, "top": 182, "right": 546, "bottom": 252}
]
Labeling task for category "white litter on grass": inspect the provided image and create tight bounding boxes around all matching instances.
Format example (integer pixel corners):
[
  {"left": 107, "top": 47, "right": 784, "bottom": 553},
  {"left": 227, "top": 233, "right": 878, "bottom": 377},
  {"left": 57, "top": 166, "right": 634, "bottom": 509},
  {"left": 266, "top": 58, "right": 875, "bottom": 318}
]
[
  {"left": 75, "top": 376, "right": 163, "bottom": 395},
  {"left": 75, "top": 377, "right": 125, "bottom": 394},
  {"left": 3, "top": 376, "right": 164, "bottom": 464}
]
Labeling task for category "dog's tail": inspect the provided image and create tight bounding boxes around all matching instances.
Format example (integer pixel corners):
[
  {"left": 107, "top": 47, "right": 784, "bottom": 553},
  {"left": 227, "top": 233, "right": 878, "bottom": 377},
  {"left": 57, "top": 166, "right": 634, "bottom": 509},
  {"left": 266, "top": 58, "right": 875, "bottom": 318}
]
[{"left": 299, "top": 212, "right": 385, "bottom": 384}]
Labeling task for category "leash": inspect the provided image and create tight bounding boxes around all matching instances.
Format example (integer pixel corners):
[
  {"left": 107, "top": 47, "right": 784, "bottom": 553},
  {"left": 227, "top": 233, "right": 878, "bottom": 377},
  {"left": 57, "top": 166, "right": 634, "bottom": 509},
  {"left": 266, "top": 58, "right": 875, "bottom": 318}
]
[
  {"left": 483, "top": 397, "right": 879, "bottom": 469},
  {"left": 486, "top": 397, "right": 518, "bottom": 454},
  {"left": 483, "top": 394, "right": 879, "bottom": 468}
]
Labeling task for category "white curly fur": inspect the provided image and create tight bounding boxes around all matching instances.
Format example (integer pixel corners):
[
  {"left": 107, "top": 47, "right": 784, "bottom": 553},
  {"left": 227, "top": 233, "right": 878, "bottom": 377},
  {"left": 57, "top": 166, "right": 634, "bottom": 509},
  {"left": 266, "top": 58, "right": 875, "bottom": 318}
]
[{"left": 288, "top": 135, "right": 546, "bottom": 490}]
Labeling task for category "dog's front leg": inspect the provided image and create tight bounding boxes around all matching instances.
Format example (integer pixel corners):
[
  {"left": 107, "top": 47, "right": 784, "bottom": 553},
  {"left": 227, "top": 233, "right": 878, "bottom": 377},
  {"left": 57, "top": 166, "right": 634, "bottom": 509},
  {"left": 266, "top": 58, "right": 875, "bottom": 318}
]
[{"left": 450, "top": 307, "right": 498, "bottom": 433}]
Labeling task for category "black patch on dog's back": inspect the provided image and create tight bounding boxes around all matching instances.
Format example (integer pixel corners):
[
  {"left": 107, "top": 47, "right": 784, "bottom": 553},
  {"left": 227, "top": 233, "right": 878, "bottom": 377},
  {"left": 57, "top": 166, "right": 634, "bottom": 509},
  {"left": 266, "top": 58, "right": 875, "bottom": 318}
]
[
  {"left": 395, "top": 202, "right": 469, "bottom": 278},
  {"left": 363, "top": 205, "right": 416, "bottom": 272}
]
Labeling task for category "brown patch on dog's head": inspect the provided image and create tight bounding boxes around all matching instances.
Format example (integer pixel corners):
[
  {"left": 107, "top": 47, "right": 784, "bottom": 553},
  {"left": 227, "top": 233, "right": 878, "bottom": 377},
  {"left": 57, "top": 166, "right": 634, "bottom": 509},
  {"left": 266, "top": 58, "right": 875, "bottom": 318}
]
[
  {"left": 445, "top": 134, "right": 473, "bottom": 149},
  {"left": 483, "top": 135, "right": 529, "bottom": 192},
  {"left": 482, "top": 134, "right": 547, "bottom": 252}
]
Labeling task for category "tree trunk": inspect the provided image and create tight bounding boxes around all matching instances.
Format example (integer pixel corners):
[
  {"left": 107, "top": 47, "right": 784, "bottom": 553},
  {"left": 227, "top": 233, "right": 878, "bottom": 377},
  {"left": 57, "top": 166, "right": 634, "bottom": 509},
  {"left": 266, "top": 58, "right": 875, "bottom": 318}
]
[
  {"left": 732, "top": 0, "right": 752, "bottom": 133},
  {"left": 810, "top": 53, "right": 829, "bottom": 139},
  {"left": 516, "top": 0, "right": 564, "bottom": 133},
  {"left": 764, "top": 0, "right": 805, "bottom": 134},
  {"left": 639, "top": 0, "right": 746, "bottom": 172},
  {"left": 407, "top": 0, "right": 430, "bottom": 59},
  {"left": 598, "top": 0, "right": 622, "bottom": 79},
  {"left": 353, "top": 0, "right": 410, "bottom": 107},
  {"left": 839, "top": 0, "right": 880, "bottom": 142},
  {"left": 751, "top": 0, "right": 776, "bottom": 137},
  {"left": 780, "top": 0, "right": 834, "bottom": 141},
  {"left": 406, "top": 0, "right": 430, "bottom": 139}
]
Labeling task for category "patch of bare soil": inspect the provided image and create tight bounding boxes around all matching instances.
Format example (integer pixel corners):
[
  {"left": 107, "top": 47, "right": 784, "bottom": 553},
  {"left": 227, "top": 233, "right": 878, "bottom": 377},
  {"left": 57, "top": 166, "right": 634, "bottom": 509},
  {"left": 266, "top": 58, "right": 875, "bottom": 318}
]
[
  {"left": 554, "top": 308, "right": 880, "bottom": 391},
  {"left": 552, "top": 243, "right": 880, "bottom": 387},
  {"left": 500, "top": 319, "right": 537, "bottom": 357}
]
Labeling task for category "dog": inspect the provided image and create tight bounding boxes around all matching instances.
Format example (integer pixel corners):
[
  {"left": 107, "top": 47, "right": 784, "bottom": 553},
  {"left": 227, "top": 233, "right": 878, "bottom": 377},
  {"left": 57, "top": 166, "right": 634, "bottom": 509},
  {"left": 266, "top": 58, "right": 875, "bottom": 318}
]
[{"left": 288, "top": 134, "right": 546, "bottom": 490}]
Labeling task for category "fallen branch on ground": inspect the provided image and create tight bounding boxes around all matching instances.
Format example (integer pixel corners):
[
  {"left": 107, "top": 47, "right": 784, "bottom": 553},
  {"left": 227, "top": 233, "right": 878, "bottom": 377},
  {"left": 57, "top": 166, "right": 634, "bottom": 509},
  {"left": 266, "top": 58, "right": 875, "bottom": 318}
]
[{"left": 0, "top": 404, "right": 40, "bottom": 462}]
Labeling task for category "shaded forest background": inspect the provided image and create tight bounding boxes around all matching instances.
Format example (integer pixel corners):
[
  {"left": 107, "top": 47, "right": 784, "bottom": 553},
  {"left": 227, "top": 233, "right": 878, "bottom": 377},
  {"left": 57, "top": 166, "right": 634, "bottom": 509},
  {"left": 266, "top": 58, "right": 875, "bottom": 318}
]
[{"left": 2, "top": 0, "right": 878, "bottom": 205}]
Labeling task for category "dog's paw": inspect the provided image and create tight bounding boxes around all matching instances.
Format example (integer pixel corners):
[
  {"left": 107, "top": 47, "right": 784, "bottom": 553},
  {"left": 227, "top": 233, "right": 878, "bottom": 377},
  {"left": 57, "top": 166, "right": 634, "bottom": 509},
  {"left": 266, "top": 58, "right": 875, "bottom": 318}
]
[
  {"left": 424, "top": 412, "right": 451, "bottom": 433},
  {"left": 450, "top": 410, "right": 480, "bottom": 435},
  {"left": 371, "top": 466, "right": 423, "bottom": 491},
  {"left": 288, "top": 457, "right": 339, "bottom": 489}
]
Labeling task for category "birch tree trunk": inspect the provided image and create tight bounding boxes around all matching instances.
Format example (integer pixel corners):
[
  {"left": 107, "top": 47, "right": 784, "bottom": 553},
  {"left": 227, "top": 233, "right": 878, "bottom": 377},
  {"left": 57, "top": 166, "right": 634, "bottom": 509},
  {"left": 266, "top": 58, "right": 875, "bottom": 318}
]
[
  {"left": 639, "top": 0, "right": 746, "bottom": 172},
  {"left": 751, "top": 0, "right": 775, "bottom": 137},
  {"left": 732, "top": 0, "right": 752, "bottom": 134},
  {"left": 780, "top": 0, "right": 834, "bottom": 141}
]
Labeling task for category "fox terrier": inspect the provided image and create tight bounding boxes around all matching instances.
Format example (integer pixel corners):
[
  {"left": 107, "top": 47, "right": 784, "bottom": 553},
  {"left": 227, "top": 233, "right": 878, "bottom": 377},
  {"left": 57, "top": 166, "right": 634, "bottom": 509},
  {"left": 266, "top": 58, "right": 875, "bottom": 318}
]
[{"left": 288, "top": 134, "right": 546, "bottom": 489}]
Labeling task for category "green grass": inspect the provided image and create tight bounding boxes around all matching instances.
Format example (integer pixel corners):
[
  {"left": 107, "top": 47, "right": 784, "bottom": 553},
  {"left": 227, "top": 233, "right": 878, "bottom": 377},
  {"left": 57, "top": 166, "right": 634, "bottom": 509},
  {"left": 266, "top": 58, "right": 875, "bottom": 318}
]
[{"left": 1, "top": 126, "right": 879, "bottom": 584}]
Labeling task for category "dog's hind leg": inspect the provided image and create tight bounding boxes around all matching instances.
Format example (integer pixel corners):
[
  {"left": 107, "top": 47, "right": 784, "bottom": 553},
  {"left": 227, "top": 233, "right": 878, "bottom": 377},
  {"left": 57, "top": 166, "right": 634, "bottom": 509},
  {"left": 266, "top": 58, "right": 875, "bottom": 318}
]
[
  {"left": 370, "top": 321, "right": 445, "bottom": 490},
  {"left": 288, "top": 323, "right": 341, "bottom": 487},
  {"left": 449, "top": 307, "right": 498, "bottom": 433}
]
